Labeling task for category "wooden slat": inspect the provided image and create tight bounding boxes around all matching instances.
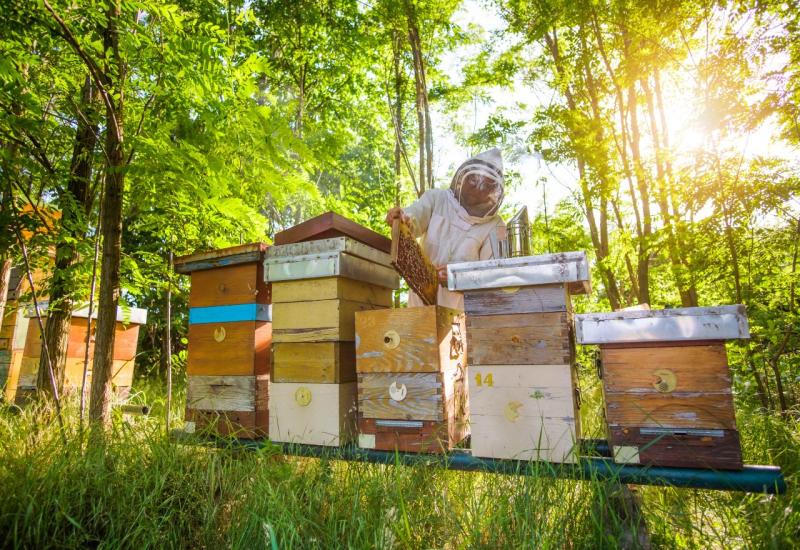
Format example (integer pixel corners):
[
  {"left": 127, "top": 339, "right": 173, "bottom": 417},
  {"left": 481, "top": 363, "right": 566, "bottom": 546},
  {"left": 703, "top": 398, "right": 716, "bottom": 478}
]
[
  {"left": 469, "top": 415, "right": 577, "bottom": 463},
  {"left": 467, "top": 312, "right": 571, "bottom": 366},
  {"left": 273, "top": 299, "right": 385, "bottom": 343},
  {"left": 269, "top": 381, "right": 357, "bottom": 446},
  {"left": 185, "top": 374, "right": 268, "bottom": 439},
  {"left": 189, "top": 263, "right": 271, "bottom": 307},
  {"left": 186, "top": 375, "right": 256, "bottom": 411},
  {"left": 604, "top": 392, "right": 736, "bottom": 430},
  {"left": 174, "top": 242, "right": 267, "bottom": 273},
  {"left": 609, "top": 426, "right": 743, "bottom": 470},
  {"left": 355, "top": 306, "right": 465, "bottom": 374},
  {"left": 274, "top": 211, "right": 391, "bottom": 254},
  {"left": 469, "top": 364, "right": 578, "bottom": 420},
  {"left": 463, "top": 284, "right": 569, "bottom": 316},
  {"left": 271, "top": 278, "right": 392, "bottom": 306},
  {"left": 601, "top": 344, "right": 731, "bottom": 393},
  {"left": 357, "top": 372, "right": 444, "bottom": 421},
  {"left": 357, "top": 417, "right": 468, "bottom": 453},
  {"left": 187, "top": 321, "right": 270, "bottom": 376},
  {"left": 272, "top": 342, "right": 355, "bottom": 383}
]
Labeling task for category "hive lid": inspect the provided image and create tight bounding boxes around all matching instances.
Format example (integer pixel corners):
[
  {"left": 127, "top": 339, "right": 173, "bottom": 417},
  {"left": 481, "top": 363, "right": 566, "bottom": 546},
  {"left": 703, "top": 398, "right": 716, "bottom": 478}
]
[
  {"left": 174, "top": 243, "right": 268, "bottom": 274},
  {"left": 26, "top": 301, "right": 148, "bottom": 325},
  {"left": 274, "top": 212, "right": 391, "bottom": 254},
  {"left": 447, "top": 251, "right": 591, "bottom": 294},
  {"left": 574, "top": 305, "right": 749, "bottom": 344},
  {"left": 265, "top": 237, "right": 392, "bottom": 267}
]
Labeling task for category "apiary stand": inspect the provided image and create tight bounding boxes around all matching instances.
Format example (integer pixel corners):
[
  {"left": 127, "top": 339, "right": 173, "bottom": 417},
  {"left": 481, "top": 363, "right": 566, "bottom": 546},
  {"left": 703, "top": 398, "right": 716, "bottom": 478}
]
[{"left": 171, "top": 431, "right": 786, "bottom": 494}]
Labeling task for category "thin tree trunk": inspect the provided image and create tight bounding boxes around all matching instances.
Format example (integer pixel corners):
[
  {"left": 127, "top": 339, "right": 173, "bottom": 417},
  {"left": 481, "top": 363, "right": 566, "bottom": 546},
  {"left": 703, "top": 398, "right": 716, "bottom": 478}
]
[
  {"left": 406, "top": 2, "right": 429, "bottom": 196},
  {"left": 165, "top": 250, "right": 173, "bottom": 434},
  {"left": 90, "top": 0, "right": 125, "bottom": 429},
  {"left": 544, "top": 28, "right": 622, "bottom": 310},
  {"left": 641, "top": 76, "right": 695, "bottom": 307},
  {"left": 0, "top": 258, "right": 11, "bottom": 334},
  {"left": 37, "top": 75, "right": 99, "bottom": 398},
  {"left": 80, "top": 175, "right": 103, "bottom": 429}
]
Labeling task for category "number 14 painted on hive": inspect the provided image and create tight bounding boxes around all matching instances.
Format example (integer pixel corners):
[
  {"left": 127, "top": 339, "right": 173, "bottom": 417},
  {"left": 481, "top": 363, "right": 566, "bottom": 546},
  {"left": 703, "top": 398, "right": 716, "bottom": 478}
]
[{"left": 474, "top": 372, "right": 493, "bottom": 387}]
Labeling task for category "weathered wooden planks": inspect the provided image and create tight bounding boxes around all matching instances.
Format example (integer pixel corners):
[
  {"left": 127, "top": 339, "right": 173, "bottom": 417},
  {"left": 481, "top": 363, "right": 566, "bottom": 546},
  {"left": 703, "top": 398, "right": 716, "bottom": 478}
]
[
  {"left": 272, "top": 299, "right": 384, "bottom": 343},
  {"left": 463, "top": 284, "right": 569, "bottom": 316},
  {"left": 357, "top": 417, "right": 469, "bottom": 453},
  {"left": 272, "top": 342, "right": 355, "bottom": 383},
  {"left": 576, "top": 307, "right": 747, "bottom": 470},
  {"left": 608, "top": 426, "right": 743, "bottom": 470},
  {"left": 355, "top": 305, "right": 469, "bottom": 452},
  {"left": 180, "top": 243, "right": 271, "bottom": 438},
  {"left": 273, "top": 211, "right": 392, "bottom": 254},
  {"left": 467, "top": 312, "right": 572, "bottom": 366},
  {"left": 185, "top": 375, "right": 269, "bottom": 438},
  {"left": 269, "top": 381, "right": 357, "bottom": 446},
  {"left": 272, "top": 277, "right": 392, "bottom": 306},
  {"left": 189, "top": 263, "right": 271, "bottom": 307},
  {"left": 355, "top": 306, "right": 465, "bottom": 373},
  {"left": 453, "top": 253, "right": 590, "bottom": 464},
  {"left": 268, "top": 227, "right": 396, "bottom": 447},
  {"left": 187, "top": 321, "right": 271, "bottom": 376}
]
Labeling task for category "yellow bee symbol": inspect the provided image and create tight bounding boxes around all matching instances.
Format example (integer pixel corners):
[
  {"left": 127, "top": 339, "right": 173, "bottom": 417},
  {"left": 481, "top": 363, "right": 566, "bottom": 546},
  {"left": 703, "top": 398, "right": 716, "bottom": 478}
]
[{"left": 504, "top": 401, "right": 523, "bottom": 423}]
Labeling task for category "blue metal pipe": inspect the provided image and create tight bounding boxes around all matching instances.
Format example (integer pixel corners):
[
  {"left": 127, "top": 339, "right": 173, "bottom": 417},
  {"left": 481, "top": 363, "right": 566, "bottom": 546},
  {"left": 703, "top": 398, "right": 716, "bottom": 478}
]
[{"left": 193, "top": 435, "right": 786, "bottom": 495}]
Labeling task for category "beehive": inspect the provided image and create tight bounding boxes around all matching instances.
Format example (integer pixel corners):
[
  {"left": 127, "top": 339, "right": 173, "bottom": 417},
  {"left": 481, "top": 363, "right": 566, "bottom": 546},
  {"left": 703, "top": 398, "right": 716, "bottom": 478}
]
[
  {"left": 1, "top": 303, "right": 30, "bottom": 402},
  {"left": 448, "top": 252, "right": 590, "bottom": 463},
  {"left": 355, "top": 306, "right": 469, "bottom": 452},
  {"left": 175, "top": 243, "right": 271, "bottom": 439},
  {"left": 15, "top": 302, "right": 147, "bottom": 403},
  {"left": 266, "top": 221, "right": 398, "bottom": 447},
  {"left": 575, "top": 306, "right": 748, "bottom": 470}
]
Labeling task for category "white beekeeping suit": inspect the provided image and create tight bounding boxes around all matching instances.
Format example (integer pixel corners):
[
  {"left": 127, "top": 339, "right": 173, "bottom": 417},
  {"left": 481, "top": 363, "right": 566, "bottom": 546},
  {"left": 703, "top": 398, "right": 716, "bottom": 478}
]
[{"left": 401, "top": 148, "right": 507, "bottom": 310}]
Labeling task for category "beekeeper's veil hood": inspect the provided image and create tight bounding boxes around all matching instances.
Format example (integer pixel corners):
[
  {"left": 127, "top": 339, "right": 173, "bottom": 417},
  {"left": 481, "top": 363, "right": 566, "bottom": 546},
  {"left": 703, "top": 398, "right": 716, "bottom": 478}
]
[{"left": 449, "top": 148, "right": 505, "bottom": 218}]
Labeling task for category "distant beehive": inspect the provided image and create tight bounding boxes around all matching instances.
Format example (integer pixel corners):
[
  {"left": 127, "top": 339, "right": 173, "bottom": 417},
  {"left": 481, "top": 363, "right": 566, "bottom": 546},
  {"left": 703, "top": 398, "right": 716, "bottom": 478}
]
[
  {"left": 266, "top": 213, "right": 398, "bottom": 447},
  {"left": 1, "top": 267, "right": 44, "bottom": 402},
  {"left": 175, "top": 243, "right": 271, "bottom": 439},
  {"left": 15, "top": 302, "right": 147, "bottom": 403},
  {"left": 355, "top": 306, "right": 469, "bottom": 452},
  {"left": 575, "top": 306, "right": 748, "bottom": 470},
  {"left": 448, "top": 252, "right": 591, "bottom": 463}
]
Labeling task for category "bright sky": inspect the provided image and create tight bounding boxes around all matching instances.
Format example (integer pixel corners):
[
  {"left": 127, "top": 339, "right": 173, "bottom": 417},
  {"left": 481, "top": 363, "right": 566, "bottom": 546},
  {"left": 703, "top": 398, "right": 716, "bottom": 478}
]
[{"left": 431, "top": 0, "right": 799, "bottom": 222}]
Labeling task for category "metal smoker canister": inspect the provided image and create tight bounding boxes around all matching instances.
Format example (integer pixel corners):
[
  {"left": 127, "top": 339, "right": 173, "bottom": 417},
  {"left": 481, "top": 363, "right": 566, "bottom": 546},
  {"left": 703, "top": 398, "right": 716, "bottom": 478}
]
[{"left": 505, "top": 206, "right": 531, "bottom": 258}]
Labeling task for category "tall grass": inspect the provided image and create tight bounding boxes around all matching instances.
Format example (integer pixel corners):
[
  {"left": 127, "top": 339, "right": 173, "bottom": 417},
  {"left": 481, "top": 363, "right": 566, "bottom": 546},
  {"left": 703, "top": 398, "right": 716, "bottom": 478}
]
[{"left": 0, "top": 380, "right": 796, "bottom": 549}]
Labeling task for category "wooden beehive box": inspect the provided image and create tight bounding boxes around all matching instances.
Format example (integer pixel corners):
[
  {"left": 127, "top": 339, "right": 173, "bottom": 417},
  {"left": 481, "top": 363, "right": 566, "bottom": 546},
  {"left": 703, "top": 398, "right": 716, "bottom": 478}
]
[
  {"left": 575, "top": 306, "right": 748, "bottom": 470},
  {"left": 269, "top": 382, "right": 357, "bottom": 446},
  {"left": 1, "top": 302, "right": 30, "bottom": 402},
  {"left": 355, "top": 306, "right": 469, "bottom": 452},
  {"left": 448, "top": 252, "right": 590, "bottom": 463},
  {"left": 266, "top": 220, "right": 399, "bottom": 447},
  {"left": 15, "top": 303, "right": 146, "bottom": 403},
  {"left": 175, "top": 243, "right": 271, "bottom": 439}
]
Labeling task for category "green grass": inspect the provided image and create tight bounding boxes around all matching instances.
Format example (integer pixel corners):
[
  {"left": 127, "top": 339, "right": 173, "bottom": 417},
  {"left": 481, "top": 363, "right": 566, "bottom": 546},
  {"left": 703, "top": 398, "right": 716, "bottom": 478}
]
[{"left": 0, "top": 380, "right": 797, "bottom": 549}]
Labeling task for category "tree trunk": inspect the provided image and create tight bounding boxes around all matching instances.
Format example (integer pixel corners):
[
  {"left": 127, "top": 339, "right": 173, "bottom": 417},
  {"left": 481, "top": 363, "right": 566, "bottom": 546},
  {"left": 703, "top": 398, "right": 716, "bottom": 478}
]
[
  {"left": 37, "top": 75, "right": 99, "bottom": 398},
  {"left": 89, "top": 1, "right": 125, "bottom": 429},
  {"left": 641, "top": 76, "right": 696, "bottom": 307},
  {"left": 406, "top": 1, "right": 429, "bottom": 196}
]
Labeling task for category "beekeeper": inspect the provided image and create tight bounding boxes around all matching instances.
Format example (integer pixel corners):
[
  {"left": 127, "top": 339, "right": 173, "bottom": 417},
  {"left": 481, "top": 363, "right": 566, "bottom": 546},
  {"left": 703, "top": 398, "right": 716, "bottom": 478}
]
[{"left": 385, "top": 148, "right": 507, "bottom": 309}]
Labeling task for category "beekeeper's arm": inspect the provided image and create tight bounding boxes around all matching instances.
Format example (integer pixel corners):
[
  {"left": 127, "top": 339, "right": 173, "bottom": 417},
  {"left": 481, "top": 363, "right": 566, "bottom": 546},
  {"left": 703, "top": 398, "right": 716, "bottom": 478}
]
[{"left": 385, "top": 189, "right": 438, "bottom": 237}]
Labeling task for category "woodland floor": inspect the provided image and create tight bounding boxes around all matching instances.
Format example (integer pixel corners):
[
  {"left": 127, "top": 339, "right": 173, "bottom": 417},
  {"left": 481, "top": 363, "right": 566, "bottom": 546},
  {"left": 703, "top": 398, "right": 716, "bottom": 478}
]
[{"left": 0, "top": 378, "right": 797, "bottom": 549}]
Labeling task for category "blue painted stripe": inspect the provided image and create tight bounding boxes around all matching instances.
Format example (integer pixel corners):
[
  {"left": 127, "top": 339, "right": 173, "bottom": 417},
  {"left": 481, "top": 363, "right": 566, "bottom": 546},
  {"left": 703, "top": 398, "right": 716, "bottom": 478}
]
[{"left": 189, "top": 304, "right": 272, "bottom": 324}]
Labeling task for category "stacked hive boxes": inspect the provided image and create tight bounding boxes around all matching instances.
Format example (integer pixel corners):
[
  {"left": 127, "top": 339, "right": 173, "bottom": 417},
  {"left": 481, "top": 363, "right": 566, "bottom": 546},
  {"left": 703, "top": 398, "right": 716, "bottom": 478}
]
[
  {"left": 448, "top": 252, "right": 590, "bottom": 463},
  {"left": 266, "top": 231, "right": 398, "bottom": 446},
  {"left": 15, "top": 303, "right": 146, "bottom": 403},
  {"left": 175, "top": 243, "right": 271, "bottom": 438},
  {"left": 355, "top": 306, "right": 469, "bottom": 452},
  {"left": 575, "top": 306, "right": 748, "bottom": 469}
]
